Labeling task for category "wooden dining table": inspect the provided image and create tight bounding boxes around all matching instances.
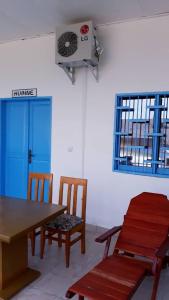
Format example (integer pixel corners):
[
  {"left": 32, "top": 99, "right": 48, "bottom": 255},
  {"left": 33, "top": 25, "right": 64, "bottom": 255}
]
[{"left": 0, "top": 196, "right": 66, "bottom": 300}]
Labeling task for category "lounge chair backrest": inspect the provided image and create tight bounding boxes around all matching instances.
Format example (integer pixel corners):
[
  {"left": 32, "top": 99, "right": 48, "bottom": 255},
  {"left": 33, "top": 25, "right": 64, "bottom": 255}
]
[{"left": 115, "top": 192, "right": 169, "bottom": 259}]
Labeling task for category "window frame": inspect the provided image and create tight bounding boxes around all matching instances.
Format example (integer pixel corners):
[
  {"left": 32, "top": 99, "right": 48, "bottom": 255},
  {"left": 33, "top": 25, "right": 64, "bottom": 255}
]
[{"left": 113, "top": 91, "right": 169, "bottom": 178}]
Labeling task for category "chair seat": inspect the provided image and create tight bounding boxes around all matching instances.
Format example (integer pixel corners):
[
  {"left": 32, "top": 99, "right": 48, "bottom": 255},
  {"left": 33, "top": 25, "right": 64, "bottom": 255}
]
[
  {"left": 66, "top": 255, "right": 152, "bottom": 300},
  {"left": 46, "top": 213, "right": 83, "bottom": 231}
]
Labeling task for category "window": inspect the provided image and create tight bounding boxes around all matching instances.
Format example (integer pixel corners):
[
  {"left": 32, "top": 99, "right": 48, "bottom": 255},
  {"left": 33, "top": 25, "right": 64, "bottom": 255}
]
[{"left": 113, "top": 92, "right": 169, "bottom": 177}]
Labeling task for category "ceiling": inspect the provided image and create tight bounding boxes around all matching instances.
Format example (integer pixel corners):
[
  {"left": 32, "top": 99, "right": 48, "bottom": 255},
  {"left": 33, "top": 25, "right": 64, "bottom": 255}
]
[{"left": 1, "top": 0, "right": 169, "bottom": 43}]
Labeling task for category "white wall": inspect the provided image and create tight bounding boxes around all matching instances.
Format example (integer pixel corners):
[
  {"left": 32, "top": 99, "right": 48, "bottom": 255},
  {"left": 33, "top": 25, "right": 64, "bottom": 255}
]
[{"left": 0, "top": 15, "right": 169, "bottom": 228}]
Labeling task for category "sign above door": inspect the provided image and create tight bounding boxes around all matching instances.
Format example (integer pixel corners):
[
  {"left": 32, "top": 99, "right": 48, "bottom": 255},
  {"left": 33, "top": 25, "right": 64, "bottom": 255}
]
[{"left": 12, "top": 88, "right": 37, "bottom": 98}]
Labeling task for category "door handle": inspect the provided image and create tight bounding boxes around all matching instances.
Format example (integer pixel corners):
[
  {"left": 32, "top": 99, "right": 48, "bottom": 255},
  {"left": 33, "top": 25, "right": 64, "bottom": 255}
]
[{"left": 28, "top": 149, "right": 34, "bottom": 164}]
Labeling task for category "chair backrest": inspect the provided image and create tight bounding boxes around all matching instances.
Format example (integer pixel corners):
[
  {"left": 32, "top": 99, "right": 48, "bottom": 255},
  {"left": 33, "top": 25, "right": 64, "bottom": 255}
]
[
  {"left": 115, "top": 192, "right": 169, "bottom": 260},
  {"left": 27, "top": 172, "right": 53, "bottom": 203},
  {"left": 58, "top": 176, "right": 87, "bottom": 221}
]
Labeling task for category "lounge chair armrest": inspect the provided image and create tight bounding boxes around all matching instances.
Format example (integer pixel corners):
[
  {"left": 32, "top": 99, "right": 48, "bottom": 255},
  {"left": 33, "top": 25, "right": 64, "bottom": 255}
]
[
  {"left": 156, "top": 237, "right": 169, "bottom": 258},
  {"left": 95, "top": 225, "right": 122, "bottom": 243}
]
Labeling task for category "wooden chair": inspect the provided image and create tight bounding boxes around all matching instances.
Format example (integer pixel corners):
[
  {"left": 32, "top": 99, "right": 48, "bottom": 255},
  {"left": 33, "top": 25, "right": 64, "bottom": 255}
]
[
  {"left": 40, "top": 176, "right": 88, "bottom": 267},
  {"left": 66, "top": 192, "right": 169, "bottom": 300},
  {"left": 28, "top": 172, "right": 53, "bottom": 256}
]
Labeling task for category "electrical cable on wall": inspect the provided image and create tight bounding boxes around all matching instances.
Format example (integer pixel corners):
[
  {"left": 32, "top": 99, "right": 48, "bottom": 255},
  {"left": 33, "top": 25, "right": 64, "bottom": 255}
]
[{"left": 81, "top": 67, "right": 88, "bottom": 178}]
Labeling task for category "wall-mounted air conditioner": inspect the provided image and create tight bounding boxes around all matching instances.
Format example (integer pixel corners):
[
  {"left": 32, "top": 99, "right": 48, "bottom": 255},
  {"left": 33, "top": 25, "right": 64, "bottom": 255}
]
[{"left": 55, "top": 21, "right": 102, "bottom": 84}]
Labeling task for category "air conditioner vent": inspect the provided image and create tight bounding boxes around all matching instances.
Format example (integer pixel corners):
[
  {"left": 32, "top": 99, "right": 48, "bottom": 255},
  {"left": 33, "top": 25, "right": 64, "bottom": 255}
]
[{"left": 58, "top": 32, "right": 78, "bottom": 57}]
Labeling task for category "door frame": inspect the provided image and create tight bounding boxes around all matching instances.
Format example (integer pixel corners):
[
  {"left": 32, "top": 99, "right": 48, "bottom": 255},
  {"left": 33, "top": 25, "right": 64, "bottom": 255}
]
[{"left": 0, "top": 96, "right": 52, "bottom": 196}]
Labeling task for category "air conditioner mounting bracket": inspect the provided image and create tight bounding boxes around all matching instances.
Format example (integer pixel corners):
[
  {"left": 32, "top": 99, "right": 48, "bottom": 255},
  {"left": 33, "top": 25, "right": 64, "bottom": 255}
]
[
  {"left": 59, "top": 64, "right": 75, "bottom": 85},
  {"left": 83, "top": 60, "right": 99, "bottom": 82}
]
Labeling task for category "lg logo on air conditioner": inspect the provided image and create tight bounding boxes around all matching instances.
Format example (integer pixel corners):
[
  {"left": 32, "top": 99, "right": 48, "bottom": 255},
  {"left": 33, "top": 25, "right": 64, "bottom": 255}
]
[
  {"left": 81, "top": 35, "right": 88, "bottom": 41},
  {"left": 80, "top": 24, "right": 89, "bottom": 41}
]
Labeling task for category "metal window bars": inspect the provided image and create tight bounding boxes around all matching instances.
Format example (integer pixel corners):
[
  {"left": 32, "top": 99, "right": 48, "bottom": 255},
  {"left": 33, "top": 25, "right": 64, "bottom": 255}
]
[{"left": 114, "top": 93, "right": 169, "bottom": 177}]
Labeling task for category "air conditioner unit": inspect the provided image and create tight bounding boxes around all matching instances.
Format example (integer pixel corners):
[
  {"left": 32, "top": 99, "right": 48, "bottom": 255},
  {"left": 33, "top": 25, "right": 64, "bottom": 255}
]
[{"left": 55, "top": 21, "right": 102, "bottom": 83}]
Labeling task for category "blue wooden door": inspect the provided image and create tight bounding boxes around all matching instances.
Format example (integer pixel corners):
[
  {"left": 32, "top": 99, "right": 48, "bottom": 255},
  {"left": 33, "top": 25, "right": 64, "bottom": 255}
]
[
  {"left": 4, "top": 101, "right": 29, "bottom": 198},
  {"left": 29, "top": 100, "right": 51, "bottom": 173},
  {"left": 2, "top": 98, "right": 51, "bottom": 199}
]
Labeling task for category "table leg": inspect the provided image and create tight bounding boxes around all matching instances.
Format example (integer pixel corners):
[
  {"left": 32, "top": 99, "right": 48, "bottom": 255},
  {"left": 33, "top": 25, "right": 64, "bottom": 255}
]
[{"left": 0, "top": 236, "right": 40, "bottom": 300}]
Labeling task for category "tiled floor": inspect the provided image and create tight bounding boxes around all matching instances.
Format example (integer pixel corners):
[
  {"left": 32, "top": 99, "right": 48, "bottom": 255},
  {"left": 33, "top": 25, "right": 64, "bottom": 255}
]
[{"left": 12, "top": 225, "right": 169, "bottom": 300}]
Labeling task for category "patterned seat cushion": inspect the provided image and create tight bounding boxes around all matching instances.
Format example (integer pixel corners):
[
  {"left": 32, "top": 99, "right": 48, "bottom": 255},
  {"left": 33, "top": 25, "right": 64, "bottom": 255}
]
[{"left": 46, "top": 213, "right": 83, "bottom": 231}]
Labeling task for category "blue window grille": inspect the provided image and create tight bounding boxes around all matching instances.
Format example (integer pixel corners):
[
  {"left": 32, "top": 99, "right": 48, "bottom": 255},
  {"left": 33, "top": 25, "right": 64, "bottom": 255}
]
[{"left": 113, "top": 92, "right": 169, "bottom": 177}]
